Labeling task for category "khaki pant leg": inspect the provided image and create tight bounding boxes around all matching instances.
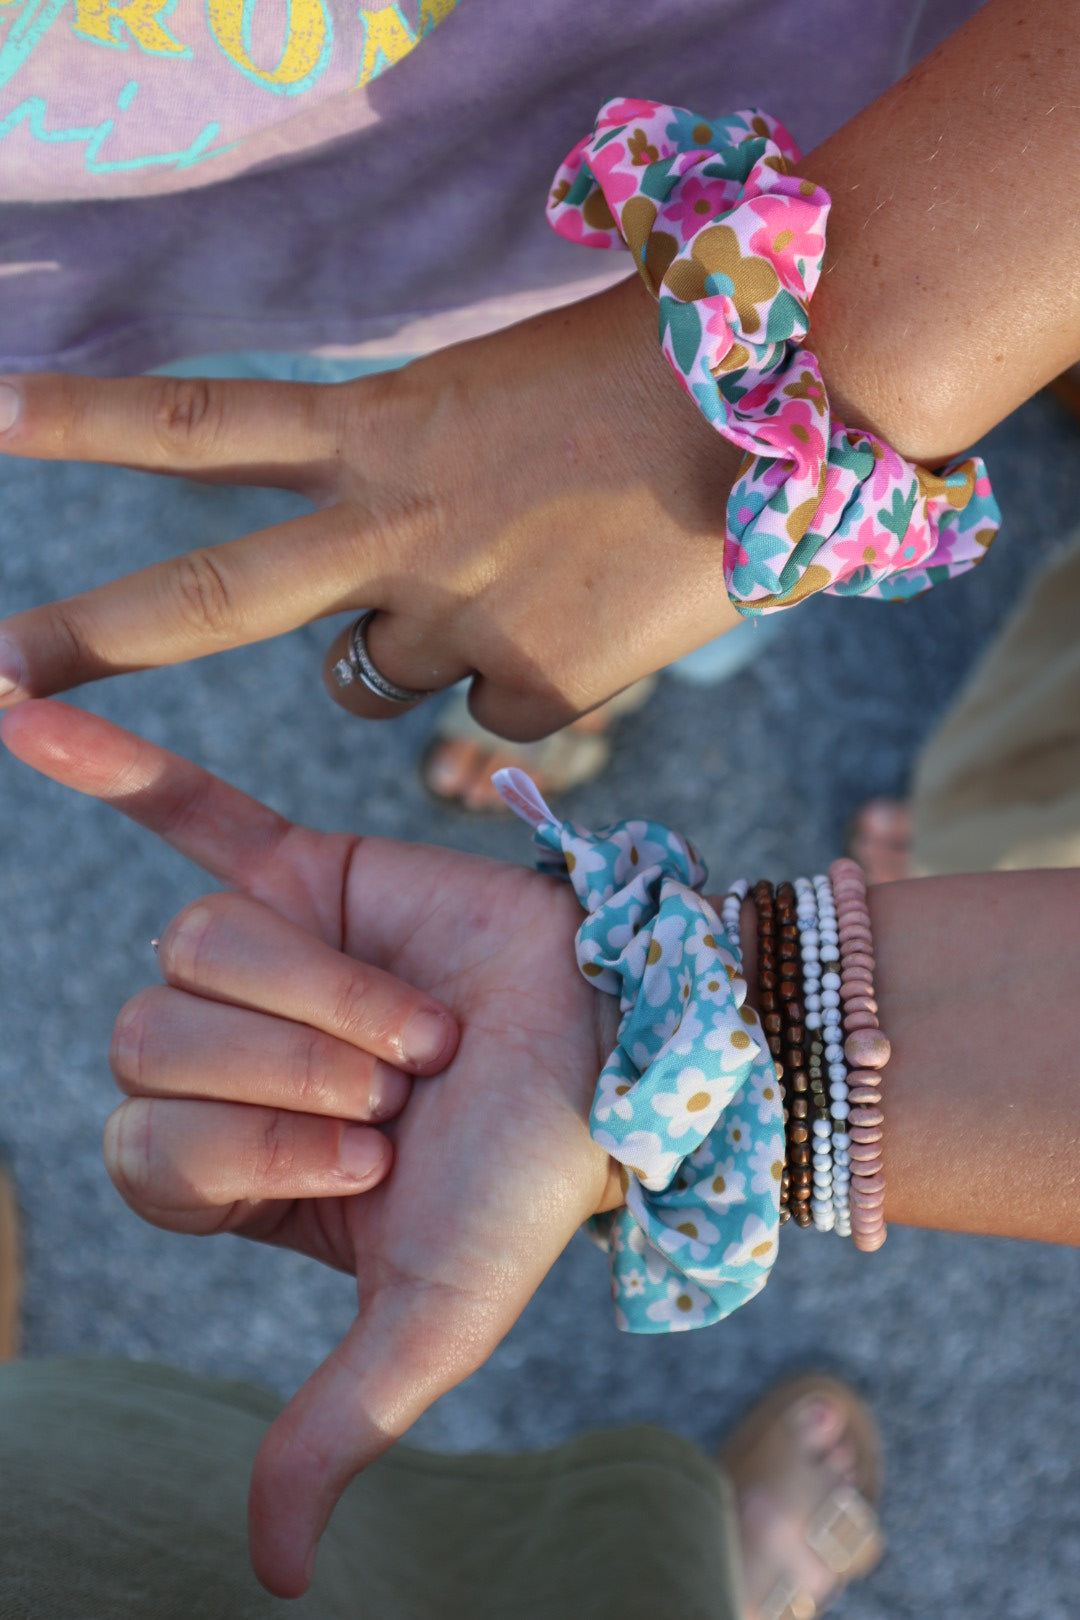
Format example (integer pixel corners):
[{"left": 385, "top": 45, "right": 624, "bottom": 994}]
[
  {"left": 912, "top": 529, "right": 1080, "bottom": 875},
  {"left": 0, "top": 1358, "right": 742, "bottom": 1620}
]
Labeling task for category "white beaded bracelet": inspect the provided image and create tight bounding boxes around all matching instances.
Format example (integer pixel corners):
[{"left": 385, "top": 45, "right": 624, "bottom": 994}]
[
  {"left": 796, "top": 875, "right": 835, "bottom": 1234},
  {"left": 815, "top": 871, "right": 851, "bottom": 1237}
]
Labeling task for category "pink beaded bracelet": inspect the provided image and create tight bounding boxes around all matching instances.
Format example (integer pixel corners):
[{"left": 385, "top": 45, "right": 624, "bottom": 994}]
[{"left": 830, "top": 857, "right": 890, "bottom": 1252}]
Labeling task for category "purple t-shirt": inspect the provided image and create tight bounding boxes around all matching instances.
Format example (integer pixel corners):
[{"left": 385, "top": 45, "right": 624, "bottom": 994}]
[{"left": 0, "top": 0, "right": 981, "bottom": 373}]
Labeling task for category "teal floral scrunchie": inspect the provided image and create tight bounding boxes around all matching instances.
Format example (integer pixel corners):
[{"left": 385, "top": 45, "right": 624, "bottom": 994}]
[
  {"left": 495, "top": 768, "right": 784, "bottom": 1333},
  {"left": 547, "top": 99, "right": 1001, "bottom": 614}
]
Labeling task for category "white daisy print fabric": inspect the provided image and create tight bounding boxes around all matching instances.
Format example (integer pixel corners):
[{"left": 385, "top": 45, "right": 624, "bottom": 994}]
[{"left": 494, "top": 768, "right": 783, "bottom": 1332}]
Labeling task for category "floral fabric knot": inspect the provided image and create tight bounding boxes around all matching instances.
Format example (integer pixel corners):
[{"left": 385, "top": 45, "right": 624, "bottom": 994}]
[
  {"left": 548, "top": 99, "right": 1000, "bottom": 613},
  {"left": 495, "top": 768, "right": 783, "bottom": 1333}
]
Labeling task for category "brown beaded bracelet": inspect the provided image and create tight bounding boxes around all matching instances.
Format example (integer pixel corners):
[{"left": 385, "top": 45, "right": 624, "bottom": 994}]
[
  {"left": 752, "top": 880, "right": 791, "bottom": 1223},
  {"left": 776, "top": 880, "right": 812, "bottom": 1228},
  {"left": 738, "top": 863, "right": 887, "bottom": 1250}
]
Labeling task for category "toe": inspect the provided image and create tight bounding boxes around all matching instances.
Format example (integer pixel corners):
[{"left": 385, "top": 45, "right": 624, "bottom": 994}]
[
  {"left": 857, "top": 798, "right": 912, "bottom": 840},
  {"left": 462, "top": 754, "right": 521, "bottom": 811},
  {"left": 423, "top": 737, "right": 484, "bottom": 800},
  {"left": 849, "top": 798, "right": 914, "bottom": 884},
  {"left": 788, "top": 1394, "right": 847, "bottom": 1453}
]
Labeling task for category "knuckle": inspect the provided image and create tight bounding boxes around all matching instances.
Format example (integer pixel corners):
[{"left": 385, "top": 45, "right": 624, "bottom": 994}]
[
  {"left": 382, "top": 488, "right": 447, "bottom": 566},
  {"left": 331, "top": 389, "right": 450, "bottom": 564},
  {"left": 330, "top": 972, "right": 376, "bottom": 1047},
  {"left": 151, "top": 377, "right": 225, "bottom": 460},
  {"left": 294, "top": 1030, "right": 335, "bottom": 1115},
  {"left": 37, "top": 598, "right": 91, "bottom": 689},
  {"left": 258, "top": 1113, "right": 296, "bottom": 1183},
  {"left": 332, "top": 486, "right": 452, "bottom": 619},
  {"left": 331, "top": 369, "right": 399, "bottom": 455},
  {"left": 170, "top": 548, "right": 238, "bottom": 640}
]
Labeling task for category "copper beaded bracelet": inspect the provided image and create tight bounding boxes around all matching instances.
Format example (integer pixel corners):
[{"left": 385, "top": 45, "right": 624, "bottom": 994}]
[
  {"left": 730, "top": 861, "right": 889, "bottom": 1249},
  {"left": 776, "top": 880, "right": 813, "bottom": 1228},
  {"left": 751, "top": 881, "right": 791, "bottom": 1223}
]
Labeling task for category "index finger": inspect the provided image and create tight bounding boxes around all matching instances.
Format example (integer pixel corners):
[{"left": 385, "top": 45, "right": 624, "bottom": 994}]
[
  {"left": 0, "top": 503, "right": 366, "bottom": 705},
  {"left": 1, "top": 699, "right": 293, "bottom": 892}
]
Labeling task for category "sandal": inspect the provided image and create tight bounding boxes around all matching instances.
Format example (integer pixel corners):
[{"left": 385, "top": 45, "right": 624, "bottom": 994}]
[
  {"left": 721, "top": 1373, "right": 884, "bottom": 1620},
  {"left": 0, "top": 1165, "right": 20, "bottom": 1362},
  {"left": 421, "top": 677, "right": 658, "bottom": 812}
]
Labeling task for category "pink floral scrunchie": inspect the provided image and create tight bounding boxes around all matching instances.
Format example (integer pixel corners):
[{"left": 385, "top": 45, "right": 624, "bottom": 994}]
[{"left": 548, "top": 100, "right": 1000, "bottom": 614}]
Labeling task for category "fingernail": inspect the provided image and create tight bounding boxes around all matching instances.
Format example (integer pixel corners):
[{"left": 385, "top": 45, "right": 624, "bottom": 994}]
[
  {"left": 367, "top": 1061, "right": 410, "bottom": 1122},
  {"left": 102, "top": 1100, "right": 147, "bottom": 1193},
  {"left": 0, "top": 380, "right": 21, "bottom": 434},
  {"left": 101, "top": 1111, "right": 122, "bottom": 1178},
  {"left": 110, "top": 1005, "right": 140, "bottom": 1074},
  {"left": 338, "top": 1125, "right": 386, "bottom": 1187},
  {"left": 0, "top": 634, "right": 26, "bottom": 701},
  {"left": 401, "top": 1008, "right": 454, "bottom": 1068}
]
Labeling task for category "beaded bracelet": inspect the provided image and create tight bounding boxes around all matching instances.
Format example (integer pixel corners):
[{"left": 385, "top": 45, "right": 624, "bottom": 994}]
[
  {"left": 497, "top": 770, "right": 888, "bottom": 1339},
  {"left": 831, "top": 857, "right": 890, "bottom": 1251},
  {"left": 719, "top": 863, "right": 889, "bottom": 1249},
  {"left": 777, "top": 880, "right": 813, "bottom": 1227},
  {"left": 815, "top": 869, "right": 852, "bottom": 1238},
  {"left": 719, "top": 861, "right": 889, "bottom": 1252},
  {"left": 795, "top": 876, "right": 836, "bottom": 1234},
  {"left": 547, "top": 99, "right": 1000, "bottom": 615},
  {"left": 750, "top": 881, "right": 789, "bottom": 1221}
]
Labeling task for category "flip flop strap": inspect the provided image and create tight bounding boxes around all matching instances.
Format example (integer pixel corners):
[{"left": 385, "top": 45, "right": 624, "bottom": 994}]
[{"left": 761, "top": 1483, "right": 883, "bottom": 1620}]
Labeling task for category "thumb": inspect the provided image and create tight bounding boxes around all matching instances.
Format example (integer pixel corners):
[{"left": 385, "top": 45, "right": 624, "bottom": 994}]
[{"left": 247, "top": 1286, "right": 507, "bottom": 1598}]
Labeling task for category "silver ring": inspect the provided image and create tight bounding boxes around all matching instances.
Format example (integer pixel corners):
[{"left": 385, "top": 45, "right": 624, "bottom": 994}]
[{"left": 331, "top": 611, "right": 435, "bottom": 706}]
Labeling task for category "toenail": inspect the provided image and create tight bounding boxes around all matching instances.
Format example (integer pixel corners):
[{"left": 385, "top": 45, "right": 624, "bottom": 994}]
[{"left": 791, "top": 1395, "right": 843, "bottom": 1446}]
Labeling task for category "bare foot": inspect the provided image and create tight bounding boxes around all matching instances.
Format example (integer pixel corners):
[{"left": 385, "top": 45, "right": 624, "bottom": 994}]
[
  {"left": 422, "top": 720, "right": 612, "bottom": 811},
  {"left": 421, "top": 679, "right": 657, "bottom": 812},
  {"left": 422, "top": 736, "right": 489, "bottom": 801},
  {"left": 722, "top": 1376, "right": 883, "bottom": 1620},
  {"left": 848, "top": 799, "right": 913, "bottom": 885}
]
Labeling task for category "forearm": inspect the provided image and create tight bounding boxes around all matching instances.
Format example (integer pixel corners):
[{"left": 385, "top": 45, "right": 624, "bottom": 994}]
[
  {"left": 872, "top": 870, "right": 1080, "bottom": 1242},
  {"left": 805, "top": 0, "right": 1080, "bottom": 462},
  {"left": 566, "top": 3, "right": 1080, "bottom": 652},
  {"left": 734, "top": 869, "right": 1080, "bottom": 1245},
  {"left": 610, "top": 0, "right": 1080, "bottom": 478}
]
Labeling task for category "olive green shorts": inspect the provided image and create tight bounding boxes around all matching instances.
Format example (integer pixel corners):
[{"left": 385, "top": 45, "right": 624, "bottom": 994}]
[{"left": 0, "top": 1358, "right": 742, "bottom": 1620}]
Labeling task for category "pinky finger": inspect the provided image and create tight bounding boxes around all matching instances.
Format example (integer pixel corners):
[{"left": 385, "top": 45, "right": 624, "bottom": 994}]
[{"left": 102, "top": 1096, "right": 391, "bottom": 1232}]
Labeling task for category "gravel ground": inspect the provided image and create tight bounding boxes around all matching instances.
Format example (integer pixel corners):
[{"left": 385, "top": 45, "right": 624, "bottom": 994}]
[{"left": 2, "top": 391, "right": 1079, "bottom": 1616}]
